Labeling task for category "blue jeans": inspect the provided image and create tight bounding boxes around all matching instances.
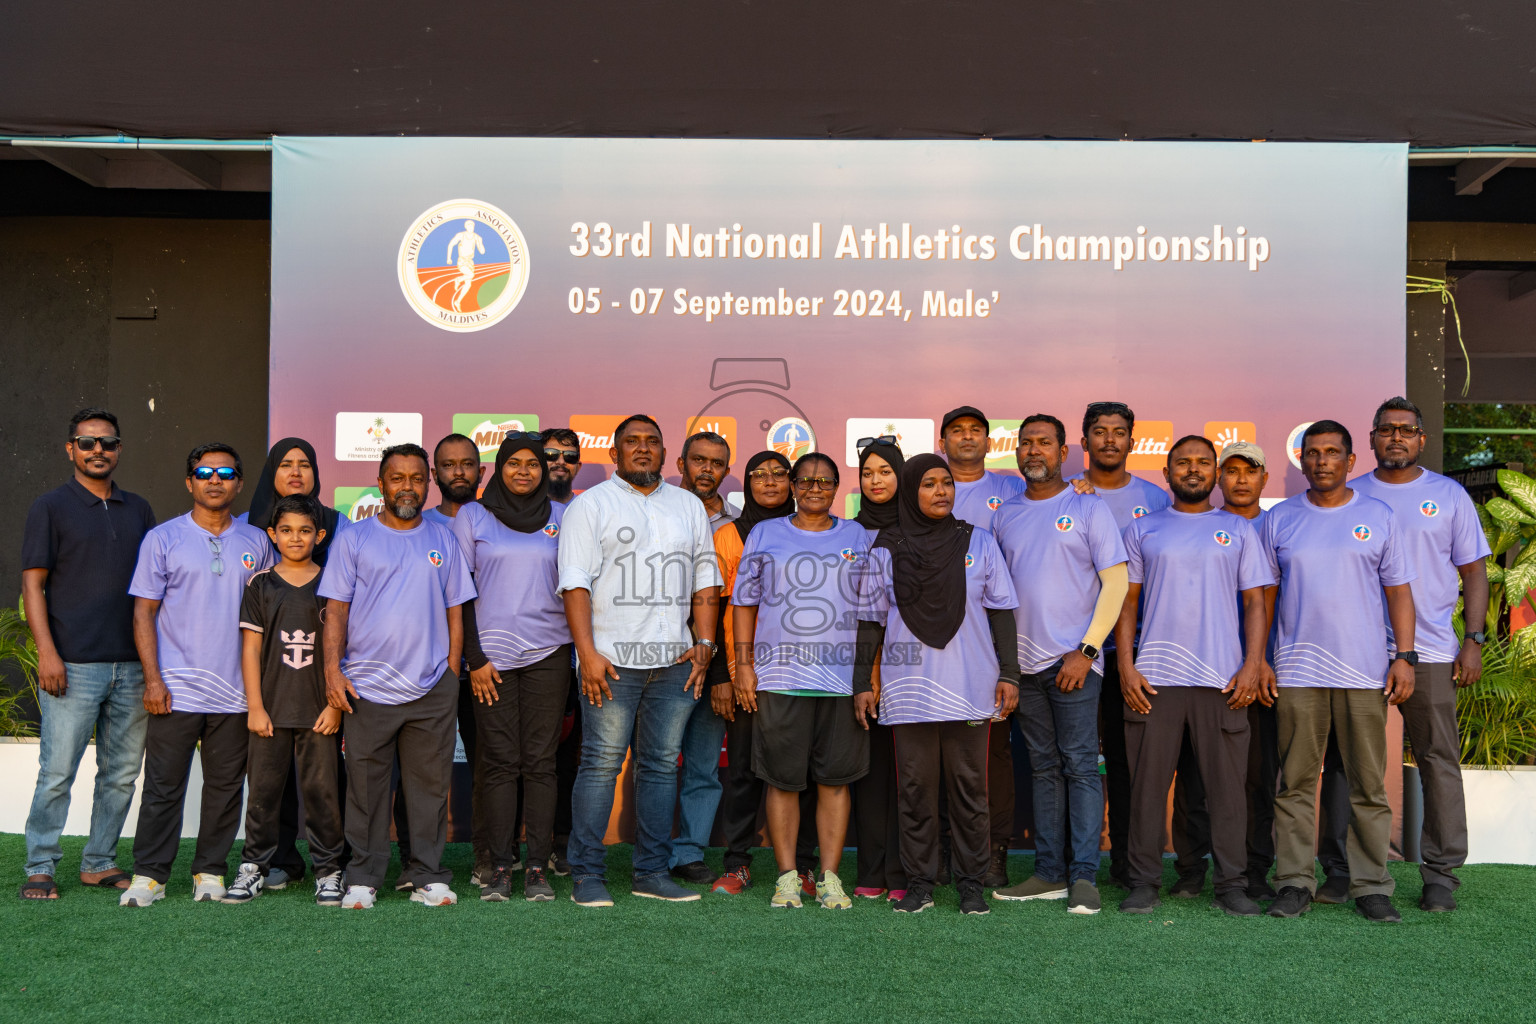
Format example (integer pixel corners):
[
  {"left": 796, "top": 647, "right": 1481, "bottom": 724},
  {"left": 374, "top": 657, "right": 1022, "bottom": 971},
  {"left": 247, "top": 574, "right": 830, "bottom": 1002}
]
[
  {"left": 1014, "top": 663, "right": 1103, "bottom": 884},
  {"left": 24, "top": 662, "right": 148, "bottom": 877},
  {"left": 670, "top": 695, "right": 726, "bottom": 868},
  {"left": 568, "top": 663, "right": 698, "bottom": 882}
]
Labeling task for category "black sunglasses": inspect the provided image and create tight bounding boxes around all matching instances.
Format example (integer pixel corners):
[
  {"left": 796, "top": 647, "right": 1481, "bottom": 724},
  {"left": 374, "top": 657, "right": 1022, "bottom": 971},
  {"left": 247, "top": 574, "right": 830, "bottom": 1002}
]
[
  {"left": 72, "top": 435, "right": 122, "bottom": 452},
  {"left": 543, "top": 448, "right": 580, "bottom": 465},
  {"left": 856, "top": 435, "right": 898, "bottom": 450},
  {"left": 192, "top": 466, "right": 240, "bottom": 481},
  {"left": 503, "top": 431, "right": 542, "bottom": 443}
]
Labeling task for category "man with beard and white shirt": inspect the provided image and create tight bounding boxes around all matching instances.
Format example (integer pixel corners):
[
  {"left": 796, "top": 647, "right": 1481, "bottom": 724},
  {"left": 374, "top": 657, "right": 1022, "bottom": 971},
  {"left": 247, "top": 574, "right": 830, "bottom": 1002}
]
[{"left": 1352, "top": 397, "right": 1490, "bottom": 913}]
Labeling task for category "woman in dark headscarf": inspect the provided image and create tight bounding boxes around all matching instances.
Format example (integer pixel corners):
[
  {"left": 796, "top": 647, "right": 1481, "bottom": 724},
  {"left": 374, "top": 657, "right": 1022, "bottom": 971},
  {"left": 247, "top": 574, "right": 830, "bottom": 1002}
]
[
  {"left": 245, "top": 438, "right": 346, "bottom": 565},
  {"left": 849, "top": 436, "right": 907, "bottom": 902},
  {"left": 853, "top": 453, "right": 1022, "bottom": 915},
  {"left": 448, "top": 433, "right": 572, "bottom": 903}
]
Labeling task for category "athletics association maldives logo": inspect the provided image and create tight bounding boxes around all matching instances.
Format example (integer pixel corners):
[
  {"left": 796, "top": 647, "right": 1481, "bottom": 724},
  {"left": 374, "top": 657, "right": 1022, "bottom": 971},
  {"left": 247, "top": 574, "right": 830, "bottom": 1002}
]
[
  {"left": 986, "top": 496, "right": 1004, "bottom": 511},
  {"left": 241, "top": 552, "right": 257, "bottom": 570},
  {"left": 768, "top": 417, "right": 816, "bottom": 460},
  {"left": 1352, "top": 525, "right": 1372, "bottom": 542},
  {"left": 964, "top": 553, "right": 976, "bottom": 568},
  {"left": 1213, "top": 530, "right": 1233, "bottom": 547},
  {"left": 398, "top": 199, "right": 530, "bottom": 332},
  {"left": 427, "top": 549, "right": 444, "bottom": 567},
  {"left": 542, "top": 523, "right": 560, "bottom": 538},
  {"left": 1420, "top": 500, "right": 1440, "bottom": 517},
  {"left": 1132, "top": 506, "right": 1151, "bottom": 519},
  {"left": 1055, "top": 515, "right": 1075, "bottom": 532}
]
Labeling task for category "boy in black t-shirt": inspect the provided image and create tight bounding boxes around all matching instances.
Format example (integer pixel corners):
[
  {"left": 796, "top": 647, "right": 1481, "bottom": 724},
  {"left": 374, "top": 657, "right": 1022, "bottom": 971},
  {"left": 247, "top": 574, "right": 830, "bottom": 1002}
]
[{"left": 224, "top": 495, "right": 344, "bottom": 905}]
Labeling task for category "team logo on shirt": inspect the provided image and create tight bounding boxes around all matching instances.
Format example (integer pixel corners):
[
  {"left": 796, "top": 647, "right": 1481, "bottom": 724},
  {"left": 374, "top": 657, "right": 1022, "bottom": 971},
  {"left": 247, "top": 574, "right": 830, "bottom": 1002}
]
[
  {"left": 397, "top": 199, "right": 530, "bottom": 332},
  {"left": 281, "top": 630, "right": 316, "bottom": 670},
  {"left": 1352, "top": 525, "right": 1372, "bottom": 542},
  {"left": 839, "top": 548, "right": 858, "bottom": 562},
  {"left": 963, "top": 553, "right": 975, "bottom": 568},
  {"left": 1055, "top": 515, "right": 1075, "bottom": 532},
  {"left": 427, "top": 549, "right": 444, "bottom": 566},
  {"left": 1213, "top": 530, "right": 1233, "bottom": 547},
  {"left": 240, "top": 552, "right": 256, "bottom": 570},
  {"left": 542, "top": 522, "right": 560, "bottom": 538},
  {"left": 1420, "top": 500, "right": 1439, "bottom": 517},
  {"left": 1132, "top": 506, "right": 1150, "bottom": 519},
  {"left": 986, "top": 496, "right": 1003, "bottom": 510}
]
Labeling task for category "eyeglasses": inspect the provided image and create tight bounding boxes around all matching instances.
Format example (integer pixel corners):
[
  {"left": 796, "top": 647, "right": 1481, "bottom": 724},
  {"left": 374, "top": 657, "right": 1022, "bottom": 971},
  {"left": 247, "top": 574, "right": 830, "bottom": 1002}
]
[
  {"left": 206, "top": 537, "right": 224, "bottom": 576},
  {"left": 747, "top": 467, "right": 790, "bottom": 480},
  {"left": 503, "top": 431, "right": 542, "bottom": 443},
  {"left": 856, "top": 435, "right": 898, "bottom": 450},
  {"left": 192, "top": 466, "right": 240, "bottom": 481},
  {"left": 71, "top": 435, "right": 121, "bottom": 452},
  {"left": 1372, "top": 424, "right": 1424, "bottom": 439},
  {"left": 794, "top": 477, "right": 837, "bottom": 491},
  {"left": 543, "top": 448, "right": 580, "bottom": 465}
]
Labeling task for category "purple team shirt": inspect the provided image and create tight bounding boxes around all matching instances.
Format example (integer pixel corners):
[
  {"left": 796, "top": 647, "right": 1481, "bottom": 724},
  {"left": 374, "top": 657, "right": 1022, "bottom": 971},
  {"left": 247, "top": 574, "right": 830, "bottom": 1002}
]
[
  {"left": 1084, "top": 474, "right": 1172, "bottom": 530},
  {"left": 951, "top": 471, "right": 1027, "bottom": 533},
  {"left": 991, "top": 487, "right": 1128, "bottom": 675},
  {"left": 451, "top": 501, "right": 571, "bottom": 671},
  {"left": 1353, "top": 468, "right": 1491, "bottom": 663},
  {"left": 1260, "top": 490, "right": 1415, "bottom": 689},
  {"left": 734, "top": 517, "right": 872, "bottom": 695},
  {"left": 129, "top": 513, "right": 274, "bottom": 712},
  {"left": 861, "top": 529, "right": 1018, "bottom": 724},
  {"left": 318, "top": 515, "right": 476, "bottom": 704},
  {"left": 1125, "top": 508, "right": 1274, "bottom": 688}
]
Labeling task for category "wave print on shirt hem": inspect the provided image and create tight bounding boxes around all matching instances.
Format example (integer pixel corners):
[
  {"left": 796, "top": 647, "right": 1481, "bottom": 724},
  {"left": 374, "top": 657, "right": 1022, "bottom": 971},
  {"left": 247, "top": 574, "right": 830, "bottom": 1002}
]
[
  {"left": 1134, "top": 642, "right": 1228, "bottom": 688},
  {"left": 1016, "top": 633, "right": 1066, "bottom": 674},
  {"left": 345, "top": 660, "right": 430, "bottom": 700},
  {"left": 880, "top": 675, "right": 996, "bottom": 721},
  {"left": 1273, "top": 644, "right": 1380, "bottom": 688},
  {"left": 752, "top": 659, "right": 848, "bottom": 691}
]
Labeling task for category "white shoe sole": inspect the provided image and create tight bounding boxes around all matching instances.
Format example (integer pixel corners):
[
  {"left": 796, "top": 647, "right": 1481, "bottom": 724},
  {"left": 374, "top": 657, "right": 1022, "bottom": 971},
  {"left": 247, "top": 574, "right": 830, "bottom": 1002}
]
[
  {"left": 193, "top": 892, "right": 223, "bottom": 902},
  {"left": 570, "top": 895, "right": 613, "bottom": 907},
  {"left": 632, "top": 891, "right": 702, "bottom": 902},
  {"left": 992, "top": 888, "right": 1068, "bottom": 902},
  {"left": 893, "top": 902, "right": 934, "bottom": 913},
  {"left": 120, "top": 893, "right": 163, "bottom": 907},
  {"left": 1067, "top": 903, "right": 1101, "bottom": 915}
]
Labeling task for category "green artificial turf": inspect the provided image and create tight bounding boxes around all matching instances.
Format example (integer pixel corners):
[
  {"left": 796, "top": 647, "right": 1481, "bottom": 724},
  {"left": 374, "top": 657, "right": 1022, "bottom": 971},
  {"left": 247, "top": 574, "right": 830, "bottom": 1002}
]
[{"left": 2, "top": 835, "right": 1534, "bottom": 1024}]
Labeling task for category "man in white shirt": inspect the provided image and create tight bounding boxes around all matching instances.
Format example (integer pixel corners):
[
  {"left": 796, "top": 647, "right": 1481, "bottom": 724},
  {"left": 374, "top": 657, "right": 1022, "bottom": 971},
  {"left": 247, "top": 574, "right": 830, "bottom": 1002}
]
[{"left": 558, "top": 415, "right": 724, "bottom": 907}]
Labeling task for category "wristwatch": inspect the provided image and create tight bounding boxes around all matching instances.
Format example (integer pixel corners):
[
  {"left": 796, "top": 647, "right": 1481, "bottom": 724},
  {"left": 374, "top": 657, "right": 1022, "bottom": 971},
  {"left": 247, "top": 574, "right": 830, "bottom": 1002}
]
[
  {"left": 1468, "top": 631, "right": 1487, "bottom": 646},
  {"left": 1078, "top": 643, "right": 1099, "bottom": 661},
  {"left": 1393, "top": 650, "right": 1419, "bottom": 666}
]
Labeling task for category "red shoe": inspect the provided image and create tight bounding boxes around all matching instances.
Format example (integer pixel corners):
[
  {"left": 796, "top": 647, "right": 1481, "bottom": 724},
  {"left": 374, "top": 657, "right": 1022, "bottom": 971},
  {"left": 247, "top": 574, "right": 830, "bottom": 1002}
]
[
  {"left": 854, "top": 886, "right": 888, "bottom": 899},
  {"left": 711, "top": 867, "right": 751, "bottom": 894},
  {"left": 886, "top": 889, "right": 908, "bottom": 902},
  {"left": 799, "top": 869, "right": 817, "bottom": 896}
]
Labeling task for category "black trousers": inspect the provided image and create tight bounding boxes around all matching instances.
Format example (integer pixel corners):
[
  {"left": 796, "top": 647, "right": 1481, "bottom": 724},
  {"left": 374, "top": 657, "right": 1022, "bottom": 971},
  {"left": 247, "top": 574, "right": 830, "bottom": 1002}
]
[
  {"left": 343, "top": 670, "right": 459, "bottom": 889},
  {"left": 477, "top": 646, "right": 572, "bottom": 867},
  {"left": 987, "top": 719, "right": 1014, "bottom": 848},
  {"left": 552, "top": 670, "right": 582, "bottom": 852},
  {"left": 1100, "top": 655, "right": 1132, "bottom": 877},
  {"left": 244, "top": 726, "right": 344, "bottom": 876},
  {"left": 131, "top": 710, "right": 248, "bottom": 884},
  {"left": 1317, "top": 730, "right": 1352, "bottom": 878},
  {"left": 893, "top": 720, "right": 990, "bottom": 888},
  {"left": 1244, "top": 701, "right": 1280, "bottom": 880},
  {"left": 1124, "top": 688, "right": 1250, "bottom": 894},
  {"left": 852, "top": 721, "right": 907, "bottom": 890},
  {"left": 1171, "top": 734, "right": 1211, "bottom": 877},
  {"left": 456, "top": 668, "right": 490, "bottom": 869},
  {"left": 719, "top": 706, "right": 816, "bottom": 872}
]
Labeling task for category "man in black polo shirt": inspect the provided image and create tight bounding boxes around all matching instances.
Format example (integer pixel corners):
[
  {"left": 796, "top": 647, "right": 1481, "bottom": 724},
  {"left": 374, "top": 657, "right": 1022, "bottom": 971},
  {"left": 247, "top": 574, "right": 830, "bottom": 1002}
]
[{"left": 20, "top": 409, "right": 156, "bottom": 899}]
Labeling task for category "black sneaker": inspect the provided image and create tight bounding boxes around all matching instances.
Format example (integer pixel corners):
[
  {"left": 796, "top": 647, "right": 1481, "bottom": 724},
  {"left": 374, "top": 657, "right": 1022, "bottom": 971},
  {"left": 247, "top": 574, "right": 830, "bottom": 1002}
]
[
  {"left": 524, "top": 866, "right": 555, "bottom": 902},
  {"left": 957, "top": 881, "right": 989, "bottom": 915},
  {"left": 1214, "top": 890, "right": 1263, "bottom": 918},
  {"left": 480, "top": 867, "right": 513, "bottom": 902},
  {"left": 670, "top": 861, "right": 719, "bottom": 886},
  {"left": 1356, "top": 893, "right": 1402, "bottom": 923},
  {"left": 1314, "top": 874, "right": 1350, "bottom": 904},
  {"left": 547, "top": 850, "right": 571, "bottom": 877},
  {"left": 982, "top": 846, "right": 1009, "bottom": 888},
  {"left": 1119, "top": 884, "right": 1161, "bottom": 914},
  {"left": 892, "top": 885, "right": 935, "bottom": 913},
  {"left": 1419, "top": 883, "right": 1457, "bottom": 913},
  {"left": 1267, "top": 885, "right": 1312, "bottom": 918},
  {"left": 1245, "top": 875, "right": 1278, "bottom": 901},
  {"left": 1169, "top": 870, "right": 1206, "bottom": 898}
]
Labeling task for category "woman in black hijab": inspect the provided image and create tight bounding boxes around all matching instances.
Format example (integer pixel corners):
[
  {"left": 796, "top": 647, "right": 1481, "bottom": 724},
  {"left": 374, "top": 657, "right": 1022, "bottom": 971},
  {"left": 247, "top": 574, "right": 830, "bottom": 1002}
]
[
  {"left": 853, "top": 453, "right": 1021, "bottom": 915},
  {"left": 854, "top": 438, "right": 905, "bottom": 533},
  {"left": 449, "top": 433, "right": 572, "bottom": 902},
  {"left": 246, "top": 437, "right": 346, "bottom": 565}
]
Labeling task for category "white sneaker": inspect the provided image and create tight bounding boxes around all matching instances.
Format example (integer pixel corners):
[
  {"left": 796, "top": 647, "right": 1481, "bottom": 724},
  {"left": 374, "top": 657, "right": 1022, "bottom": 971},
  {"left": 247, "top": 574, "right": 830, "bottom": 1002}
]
[
  {"left": 315, "top": 873, "right": 344, "bottom": 906},
  {"left": 410, "top": 882, "right": 458, "bottom": 906},
  {"left": 342, "top": 885, "right": 376, "bottom": 909},
  {"left": 220, "top": 863, "right": 264, "bottom": 904},
  {"left": 192, "top": 873, "right": 226, "bottom": 902},
  {"left": 119, "top": 875, "right": 164, "bottom": 907}
]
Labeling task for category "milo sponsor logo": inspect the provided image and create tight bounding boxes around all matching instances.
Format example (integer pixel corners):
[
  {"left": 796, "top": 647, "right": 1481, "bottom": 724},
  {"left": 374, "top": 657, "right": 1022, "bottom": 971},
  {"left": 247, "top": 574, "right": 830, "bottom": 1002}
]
[
  {"left": 452, "top": 414, "right": 541, "bottom": 462},
  {"left": 334, "top": 487, "right": 385, "bottom": 522},
  {"left": 984, "top": 419, "right": 1024, "bottom": 467}
]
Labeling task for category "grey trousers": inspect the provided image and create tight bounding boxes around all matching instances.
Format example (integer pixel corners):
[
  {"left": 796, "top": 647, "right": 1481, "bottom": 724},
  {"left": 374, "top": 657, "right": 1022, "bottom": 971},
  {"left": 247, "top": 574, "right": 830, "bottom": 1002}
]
[{"left": 1401, "top": 661, "right": 1467, "bottom": 890}]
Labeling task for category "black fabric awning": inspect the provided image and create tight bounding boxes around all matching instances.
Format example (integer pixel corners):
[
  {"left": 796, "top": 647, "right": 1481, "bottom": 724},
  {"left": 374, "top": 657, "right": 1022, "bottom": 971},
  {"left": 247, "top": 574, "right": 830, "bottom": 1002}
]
[{"left": 3, "top": 0, "right": 1535, "bottom": 146}]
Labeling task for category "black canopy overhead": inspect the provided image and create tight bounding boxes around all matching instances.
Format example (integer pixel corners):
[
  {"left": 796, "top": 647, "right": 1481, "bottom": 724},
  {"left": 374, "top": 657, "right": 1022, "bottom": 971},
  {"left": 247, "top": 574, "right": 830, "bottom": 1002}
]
[{"left": 2, "top": 0, "right": 1535, "bottom": 146}]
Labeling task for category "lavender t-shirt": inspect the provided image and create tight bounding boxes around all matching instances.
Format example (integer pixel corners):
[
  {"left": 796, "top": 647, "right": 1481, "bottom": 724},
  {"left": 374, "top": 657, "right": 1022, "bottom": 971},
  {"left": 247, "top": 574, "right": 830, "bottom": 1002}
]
[
  {"left": 318, "top": 516, "right": 476, "bottom": 704},
  {"left": 861, "top": 529, "right": 1018, "bottom": 724},
  {"left": 1090, "top": 474, "right": 1173, "bottom": 529},
  {"left": 451, "top": 501, "right": 571, "bottom": 671},
  {"left": 128, "top": 513, "right": 274, "bottom": 712},
  {"left": 734, "top": 516, "right": 872, "bottom": 695},
  {"left": 1125, "top": 508, "right": 1274, "bottom": 688},
  {"left": 1260, "top": 490, "right": 1415, "bottom": 688},
  {"left": 951, "top": 471, "right": 1027, "bottom": 533},
  {"left": 991, "top": 488, "right": 1127, "bottom": 675},
  {"left": 1353, "top": 468, "right": 1491, "bottom": 663}
]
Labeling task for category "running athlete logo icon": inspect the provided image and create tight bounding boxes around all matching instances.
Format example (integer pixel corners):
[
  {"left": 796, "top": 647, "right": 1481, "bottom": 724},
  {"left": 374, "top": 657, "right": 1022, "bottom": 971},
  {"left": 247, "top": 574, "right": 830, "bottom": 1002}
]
[
  {"left": 241, "top": 552, "right": 256, "bottom": 570},
  {"left": 1214, "top": 530, "right": 1233, "bottom": 547},
  {"left": 1420, "top": 500, "right": 1440, "bottom": 517},
  {"left": 280, "top": 629, "right": 316, "bottom": 670},
  {"left": 542, "top": 523, "right": 560, "bottom": 538},
  {"left": 839, "top": 548, "right": 857, "bottom": 562},
  {"left": 964, "top": 553, "right": 975, "bottom": 568},
  {"left": 1132, "top": 506, "right": 1150, "bottom": 519},
  {"left": 427, "top": 549, "right": 444, "bottom": 566},
  {"left": 398, "top": 199, "right": 530, "bottom": 332},
  {"left": 768, "top": 417, "right": 816, "bottom": 460},
  {"left": 1352, "top": 525, "right": 1372, "bottom": 542},
  {"left": 986, "top": 496, "right": 1003, "bottom": 510},
  {"left": 1055, "top": 515, "right": 1075, "bottom": 532}
]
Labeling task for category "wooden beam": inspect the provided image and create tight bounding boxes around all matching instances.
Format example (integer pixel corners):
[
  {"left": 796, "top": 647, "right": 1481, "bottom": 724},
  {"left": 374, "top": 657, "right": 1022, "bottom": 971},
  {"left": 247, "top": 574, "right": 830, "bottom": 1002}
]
[{"left": 1454, "top": 157, "right": 1515, "bottom": 196}]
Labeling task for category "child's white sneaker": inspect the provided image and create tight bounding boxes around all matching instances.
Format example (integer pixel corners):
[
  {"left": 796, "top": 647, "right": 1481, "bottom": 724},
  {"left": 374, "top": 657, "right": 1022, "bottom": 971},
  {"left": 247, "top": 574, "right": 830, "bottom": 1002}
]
[
  {"left": 410, "top": 882, "right": 457, "bottom": 906},
  {"left": 315, "top": 873, "right": 344, "bottom": 906},
  {"left": 192, "top": 873, "right": 226, "bottom": 902},
  {"left": 341, "top": 885, "right": 376, "bottom": 909},
  {"left": 220, "top": 863, "right": 264, "bottom": 904},
  {"left": 119, "top": 875, "right": 164, "bottom": 907}
]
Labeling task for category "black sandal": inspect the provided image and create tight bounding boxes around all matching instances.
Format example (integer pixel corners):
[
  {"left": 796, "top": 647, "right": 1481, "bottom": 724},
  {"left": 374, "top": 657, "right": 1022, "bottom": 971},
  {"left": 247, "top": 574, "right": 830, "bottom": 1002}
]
[
  {"left": 80, "top": 870, "right": 133, "bottom": 889},
  {"left": 19, "top": 879, "right": 58, "bottom": 900}
]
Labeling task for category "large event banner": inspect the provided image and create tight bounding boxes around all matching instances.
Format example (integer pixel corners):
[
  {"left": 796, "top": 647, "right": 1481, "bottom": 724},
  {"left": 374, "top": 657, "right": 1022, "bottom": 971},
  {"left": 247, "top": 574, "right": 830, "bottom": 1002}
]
[{"left": 271, "top": 138, "right": 1406, "bottom": 519}]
